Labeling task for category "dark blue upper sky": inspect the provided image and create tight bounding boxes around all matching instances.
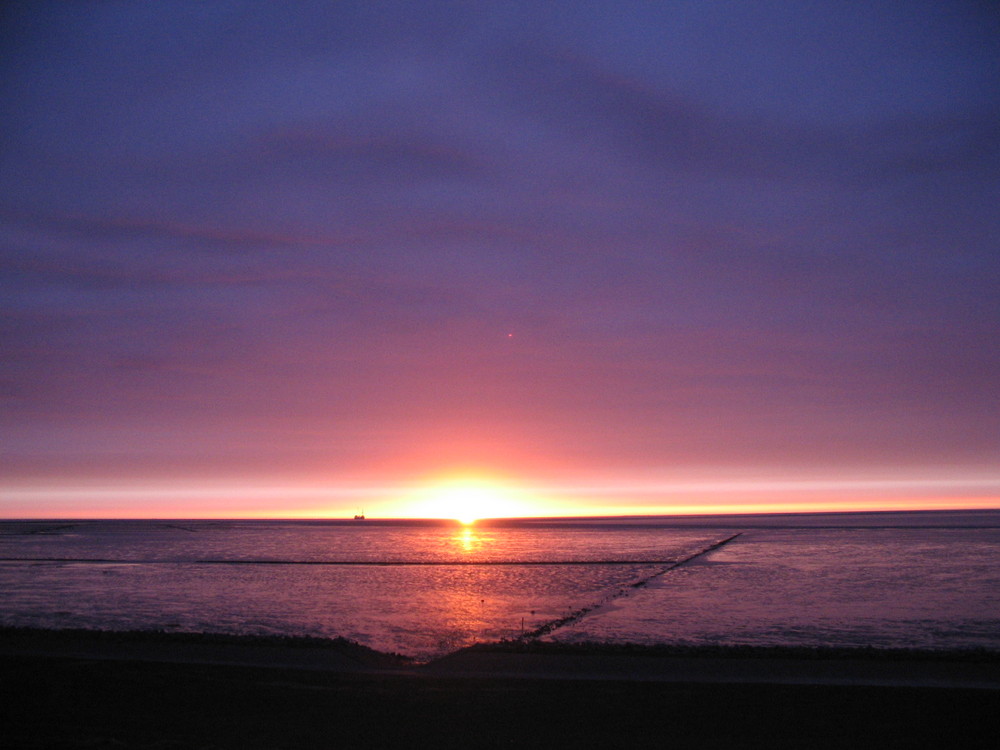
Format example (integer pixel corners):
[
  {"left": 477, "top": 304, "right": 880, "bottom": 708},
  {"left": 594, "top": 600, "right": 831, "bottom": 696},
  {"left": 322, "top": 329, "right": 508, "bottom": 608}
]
[{"left": 2, "top": 1, "right": 998, "bottom": 513}]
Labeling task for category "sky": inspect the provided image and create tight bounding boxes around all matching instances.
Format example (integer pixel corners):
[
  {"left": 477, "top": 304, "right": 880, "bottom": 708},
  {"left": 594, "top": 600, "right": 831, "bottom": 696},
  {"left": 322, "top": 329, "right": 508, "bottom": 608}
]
[{"left": 2, "top": 1, "right": 998, "bottom": 519}]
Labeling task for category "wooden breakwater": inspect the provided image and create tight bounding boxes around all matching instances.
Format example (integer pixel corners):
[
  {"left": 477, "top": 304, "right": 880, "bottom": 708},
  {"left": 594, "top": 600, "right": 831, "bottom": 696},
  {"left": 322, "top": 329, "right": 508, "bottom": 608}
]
[{"left": 518, "top": 533, "right": 743, "bottom": 641}]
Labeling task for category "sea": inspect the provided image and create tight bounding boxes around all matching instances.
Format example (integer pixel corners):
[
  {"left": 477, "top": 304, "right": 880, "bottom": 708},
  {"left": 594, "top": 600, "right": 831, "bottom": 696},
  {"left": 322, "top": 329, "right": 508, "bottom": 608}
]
[{"left": 2, "top": 510, "right": 999, "bottom": 661}]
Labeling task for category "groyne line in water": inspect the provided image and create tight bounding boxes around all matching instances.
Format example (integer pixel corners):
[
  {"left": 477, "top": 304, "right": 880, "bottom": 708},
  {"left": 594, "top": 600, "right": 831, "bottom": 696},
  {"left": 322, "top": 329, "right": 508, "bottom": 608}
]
[
  {"left": 0, "top": 557, "right": 680, "bottom": 567},
  {"left": 518, "top": 533, "right": 743, "bottom": 641}
]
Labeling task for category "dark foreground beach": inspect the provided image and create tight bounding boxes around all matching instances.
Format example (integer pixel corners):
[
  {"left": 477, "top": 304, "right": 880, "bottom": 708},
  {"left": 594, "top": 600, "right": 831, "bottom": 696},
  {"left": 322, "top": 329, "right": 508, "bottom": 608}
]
[{"left": 3, "top": 629, "right": 999, "bottom": 749}]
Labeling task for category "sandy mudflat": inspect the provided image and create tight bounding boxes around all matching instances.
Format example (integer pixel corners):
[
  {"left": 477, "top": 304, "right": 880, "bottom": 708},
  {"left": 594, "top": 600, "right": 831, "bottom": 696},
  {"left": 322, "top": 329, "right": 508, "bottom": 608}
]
[{"left": 2, "top": 629, "right": 999, "bottom": 749}]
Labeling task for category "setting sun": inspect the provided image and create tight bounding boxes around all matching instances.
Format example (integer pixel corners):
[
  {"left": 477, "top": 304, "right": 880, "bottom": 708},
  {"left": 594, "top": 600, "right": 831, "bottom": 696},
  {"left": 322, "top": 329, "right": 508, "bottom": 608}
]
[{"left": 403, "top": 477, "right": 531, "bottom": 524}]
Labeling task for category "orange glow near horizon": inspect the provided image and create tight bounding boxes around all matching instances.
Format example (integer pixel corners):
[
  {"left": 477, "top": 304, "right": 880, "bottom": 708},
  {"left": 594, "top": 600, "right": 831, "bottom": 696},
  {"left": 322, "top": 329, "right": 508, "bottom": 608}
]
[{"left": 0, "top": 472, "right": 998, "bottom": 519}]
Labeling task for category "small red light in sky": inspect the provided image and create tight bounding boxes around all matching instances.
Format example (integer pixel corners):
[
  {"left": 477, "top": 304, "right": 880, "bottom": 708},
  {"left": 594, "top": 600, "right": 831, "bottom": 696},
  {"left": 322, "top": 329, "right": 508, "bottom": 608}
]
[{"left": 507, "top": 332, "right": 514, "bottom": 338}]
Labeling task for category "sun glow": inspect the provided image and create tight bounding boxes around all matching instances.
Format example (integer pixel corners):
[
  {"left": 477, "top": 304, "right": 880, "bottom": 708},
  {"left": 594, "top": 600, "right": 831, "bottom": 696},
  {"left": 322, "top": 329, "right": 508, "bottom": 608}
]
[{"left": 405, "top": 477, "right": 531, "bottom": 524}]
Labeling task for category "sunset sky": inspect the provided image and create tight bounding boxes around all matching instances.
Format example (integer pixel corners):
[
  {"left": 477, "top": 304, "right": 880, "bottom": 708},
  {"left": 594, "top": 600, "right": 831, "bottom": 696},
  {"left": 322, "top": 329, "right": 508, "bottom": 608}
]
[{"left": 2, "top": 2, "right": 998, "bottom": 519}]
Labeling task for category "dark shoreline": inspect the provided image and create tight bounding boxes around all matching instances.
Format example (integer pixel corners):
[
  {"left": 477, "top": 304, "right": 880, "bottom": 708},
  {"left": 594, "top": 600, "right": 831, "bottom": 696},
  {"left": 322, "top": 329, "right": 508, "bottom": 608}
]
[
  {"left": 4, "top": 625, "right": 1000, "bottom": 665},
  {"left": 3, "top": 628, "right": 999, "bottom": 749}
]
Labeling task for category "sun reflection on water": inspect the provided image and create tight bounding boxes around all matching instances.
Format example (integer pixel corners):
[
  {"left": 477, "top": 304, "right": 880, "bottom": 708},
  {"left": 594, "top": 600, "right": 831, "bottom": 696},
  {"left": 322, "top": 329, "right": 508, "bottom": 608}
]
[{"left": 455, "top": 526, "right": 483, "bottom": 554}]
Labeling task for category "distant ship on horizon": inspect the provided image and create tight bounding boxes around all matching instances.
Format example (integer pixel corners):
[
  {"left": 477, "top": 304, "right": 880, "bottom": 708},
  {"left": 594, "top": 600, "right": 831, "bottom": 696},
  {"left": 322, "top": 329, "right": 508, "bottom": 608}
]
[{"left": 353, "top": 509, "right": 366, "bottom": 520}]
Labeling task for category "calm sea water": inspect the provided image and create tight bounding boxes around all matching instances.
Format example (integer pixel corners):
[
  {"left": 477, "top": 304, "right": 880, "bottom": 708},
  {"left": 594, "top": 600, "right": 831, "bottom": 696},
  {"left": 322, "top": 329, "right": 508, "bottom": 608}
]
[{"left": 2, "top": 511, "right": 999, "bottom": 660}]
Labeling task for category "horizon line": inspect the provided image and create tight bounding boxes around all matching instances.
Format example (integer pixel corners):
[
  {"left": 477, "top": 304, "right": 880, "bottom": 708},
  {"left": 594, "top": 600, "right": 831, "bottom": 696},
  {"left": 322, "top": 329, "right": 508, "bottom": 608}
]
[{"left": 4, "top": 506, "right": 999, "bottom": 523}]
